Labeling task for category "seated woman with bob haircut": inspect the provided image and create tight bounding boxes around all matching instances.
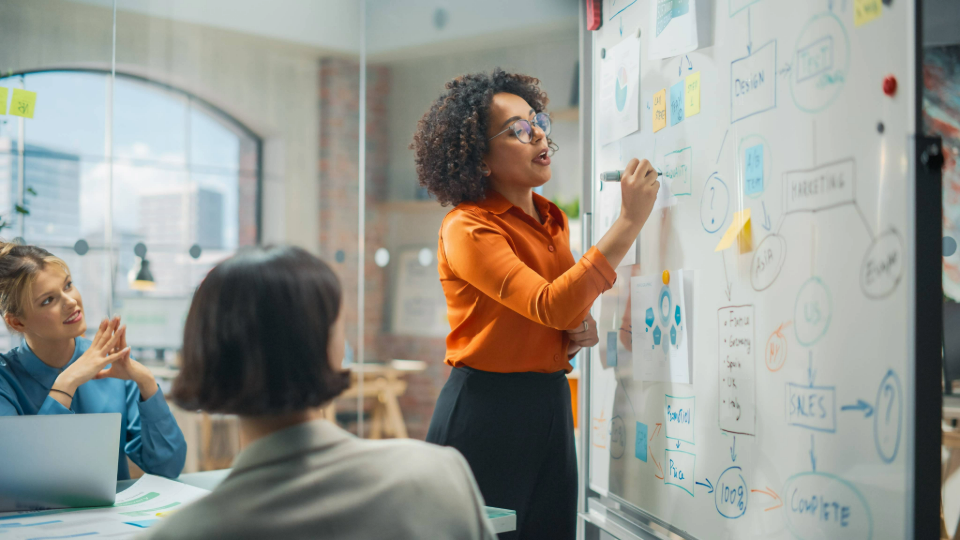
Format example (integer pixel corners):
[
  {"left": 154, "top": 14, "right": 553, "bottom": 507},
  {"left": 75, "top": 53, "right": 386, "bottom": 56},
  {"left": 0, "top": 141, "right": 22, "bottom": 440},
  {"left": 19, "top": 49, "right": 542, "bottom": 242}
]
[{"left": 142, "top": 246, "right": 496, "bottom": 540}]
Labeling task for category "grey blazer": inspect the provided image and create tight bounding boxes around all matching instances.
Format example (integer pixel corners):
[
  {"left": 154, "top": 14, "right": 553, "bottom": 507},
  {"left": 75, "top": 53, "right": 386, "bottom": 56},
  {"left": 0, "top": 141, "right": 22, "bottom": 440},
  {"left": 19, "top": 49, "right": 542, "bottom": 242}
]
[{"left": 139, "top": 419, "right": 497, "bottom": 540}]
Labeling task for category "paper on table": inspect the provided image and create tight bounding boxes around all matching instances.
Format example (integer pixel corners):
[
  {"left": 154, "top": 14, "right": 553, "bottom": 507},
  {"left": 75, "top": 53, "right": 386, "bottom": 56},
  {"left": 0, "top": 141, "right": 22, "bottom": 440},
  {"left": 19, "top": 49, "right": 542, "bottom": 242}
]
[
  {"left": 0, "top": 475, "right": 210, "bottom": 539},
  {"left": 649, "top": 0, "right": 699, "bottom": 60},
  {"left": 599, "top": 35, "right": 641, "bottom": 146},
  {"left": 631, "top": 270, "right": 691, "bottom": 383}
]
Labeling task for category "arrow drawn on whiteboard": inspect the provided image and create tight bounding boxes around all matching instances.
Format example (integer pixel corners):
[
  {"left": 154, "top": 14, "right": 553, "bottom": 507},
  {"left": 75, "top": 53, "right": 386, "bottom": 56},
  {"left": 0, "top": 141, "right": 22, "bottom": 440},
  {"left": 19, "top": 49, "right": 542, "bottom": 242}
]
[
  {"left": 807, "top": 351, "right": 817, "bottom": 386},
  {"left": 619, "top": 16, "right": 623, "bottom": 37},
  {"left": 730, "top": 436, "right": 737, "bottom": 462},
  {"left": 651, "top": 453, "right": 664, "bottom": 480},
  {"left": 841, "top": 399, "right": 875, "bottom": 417},
  {"left": 750, "top": 487, "right": 783, "bottom": 511},
  {"left": 761, "top": 201, "right": 772, "bottom": 231},
  {"left": 746, "top": 7, "right": 753, "bottom": 55},
  {"left": 696, "top": 478, "right": 714, "bottom": 494},
  {"left": 686, "top": 55, "right": 692, "bottom": 71},
  {"left": 649, "top": 423, "right": 662, "bottom": 441},
  {"left": 716, "top": 129, "right": 729, "bottom": 165}
]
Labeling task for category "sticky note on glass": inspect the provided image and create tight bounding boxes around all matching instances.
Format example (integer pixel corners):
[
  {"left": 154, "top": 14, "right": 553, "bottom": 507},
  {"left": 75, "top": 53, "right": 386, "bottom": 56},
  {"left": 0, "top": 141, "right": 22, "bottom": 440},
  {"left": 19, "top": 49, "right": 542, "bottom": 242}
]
[
  {"left": 685, "top": 72, "right": 700, "bottom": 117},
  {"left": 714, "top": 208, "right": 753, "bottom": 253},
  {"left": 0, "top": 88, "right": 7, "bottom": 115},
  {"left": 653, "top": 89, "right": 667, "bottom": 133},
  {"left": 854, "top": 0, "right": 882, "bottom": 26},
  {"left": 744, "top": 144, "right": 764, "bottom": 195},
  {"left": 670, "top": 80, "right": 685, "bottom": 126},
  {"left": 9, "top": 89, "right": 36, "bottom": 119},
  {"left": 635, "top": 422, "right": 648, "bottom": 462}
]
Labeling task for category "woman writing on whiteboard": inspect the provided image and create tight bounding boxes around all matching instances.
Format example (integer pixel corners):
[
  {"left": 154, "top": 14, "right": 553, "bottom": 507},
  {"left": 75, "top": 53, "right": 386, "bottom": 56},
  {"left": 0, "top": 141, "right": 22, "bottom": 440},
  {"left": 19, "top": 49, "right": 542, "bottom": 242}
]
[
  {"left": 413, "top": 69, "right": 659, "bottom": 539},
  {"left": 0, "top": 243, "right": 187, "bottom": 480}
]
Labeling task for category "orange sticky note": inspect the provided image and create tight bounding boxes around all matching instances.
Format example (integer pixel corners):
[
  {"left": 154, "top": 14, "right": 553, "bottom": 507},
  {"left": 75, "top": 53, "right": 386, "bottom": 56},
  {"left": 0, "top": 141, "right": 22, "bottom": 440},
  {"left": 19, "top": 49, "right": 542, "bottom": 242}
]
[
  {"left": 10, "top": 89, "right": 36, "bottom": 119},
  {"left": 714, "top": 208, "right": 753, "bottom": 253},
  {"left": 652, "top": 89, "right": 667, "bottom": 133}
]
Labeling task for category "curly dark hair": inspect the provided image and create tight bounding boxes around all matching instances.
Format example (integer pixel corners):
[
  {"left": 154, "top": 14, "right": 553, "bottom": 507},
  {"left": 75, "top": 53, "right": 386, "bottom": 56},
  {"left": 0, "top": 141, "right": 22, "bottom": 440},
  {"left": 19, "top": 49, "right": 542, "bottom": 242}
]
[{"left": 411, "top": 68, "right": 556, "bottom": 207}]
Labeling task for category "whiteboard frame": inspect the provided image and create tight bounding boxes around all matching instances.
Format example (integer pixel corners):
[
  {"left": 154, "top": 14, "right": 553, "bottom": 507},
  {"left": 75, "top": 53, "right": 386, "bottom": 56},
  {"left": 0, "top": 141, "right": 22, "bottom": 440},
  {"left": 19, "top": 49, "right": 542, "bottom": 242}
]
[{"left": 574, "top": 1, "right": 942, "bottom": 539}]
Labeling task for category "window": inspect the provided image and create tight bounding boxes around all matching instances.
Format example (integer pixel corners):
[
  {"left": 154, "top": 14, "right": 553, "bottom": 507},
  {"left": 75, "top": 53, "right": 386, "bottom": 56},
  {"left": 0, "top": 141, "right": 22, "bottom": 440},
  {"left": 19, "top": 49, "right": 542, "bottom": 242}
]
[{"left": 0, "top": 70, "right": 260, "bottom": 347}]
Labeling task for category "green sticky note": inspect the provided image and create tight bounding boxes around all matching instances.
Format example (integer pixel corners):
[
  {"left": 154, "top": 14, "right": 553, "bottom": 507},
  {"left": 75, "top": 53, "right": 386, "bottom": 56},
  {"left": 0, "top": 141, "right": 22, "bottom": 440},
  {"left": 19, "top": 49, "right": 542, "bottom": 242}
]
[
  {"left": 0, "top": 87, "right": 7, "bottom": 115},
  {"left": 10, "top": 89, "right": 36, "bottom": 119}
]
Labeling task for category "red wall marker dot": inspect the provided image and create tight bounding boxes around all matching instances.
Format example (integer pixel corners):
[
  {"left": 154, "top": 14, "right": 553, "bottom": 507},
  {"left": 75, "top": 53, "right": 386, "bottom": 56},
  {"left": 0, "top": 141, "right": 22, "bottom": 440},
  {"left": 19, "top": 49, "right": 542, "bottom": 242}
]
[{"left": 883, "top": 75, "right": 897, "bottom": 97}]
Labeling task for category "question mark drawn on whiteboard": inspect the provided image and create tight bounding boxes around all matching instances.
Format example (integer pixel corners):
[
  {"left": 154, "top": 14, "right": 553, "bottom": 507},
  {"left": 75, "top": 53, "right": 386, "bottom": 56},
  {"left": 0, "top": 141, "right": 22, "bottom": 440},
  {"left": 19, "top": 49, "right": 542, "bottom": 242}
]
[
  {"left": 883, "top": 383, "right": 894, "bottom": 424},
  {"left": 700, "top": 172, "right": 729, "bottom": 234},
  {"left": 874, "top": 369, "right": 902, "bottom": 464}
]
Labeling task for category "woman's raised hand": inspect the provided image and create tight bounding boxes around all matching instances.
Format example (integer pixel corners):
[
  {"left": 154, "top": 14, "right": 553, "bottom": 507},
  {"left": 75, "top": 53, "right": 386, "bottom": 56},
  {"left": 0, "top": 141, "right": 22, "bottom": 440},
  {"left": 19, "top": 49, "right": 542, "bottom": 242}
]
[{"left": 619, "top": 158, "right": 660, "bottom": 228}]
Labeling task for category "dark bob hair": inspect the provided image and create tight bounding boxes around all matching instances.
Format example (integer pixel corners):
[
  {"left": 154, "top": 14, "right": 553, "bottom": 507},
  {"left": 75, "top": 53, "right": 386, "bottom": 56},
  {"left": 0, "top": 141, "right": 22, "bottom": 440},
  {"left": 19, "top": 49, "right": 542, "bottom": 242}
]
[
  {"left": 172, "top": 246, "right": 349, "bottom": 415},
  {"left": 411, "top": 68, "right": 555, "bottom": 207}
]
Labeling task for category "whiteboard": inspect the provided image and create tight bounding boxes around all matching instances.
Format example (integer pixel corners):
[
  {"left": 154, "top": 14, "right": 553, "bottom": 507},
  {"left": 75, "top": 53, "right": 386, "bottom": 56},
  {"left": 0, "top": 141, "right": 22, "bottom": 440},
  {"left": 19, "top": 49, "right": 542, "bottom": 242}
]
[{"left": 585, "top": 1, "right": 917, "bottom": 539}]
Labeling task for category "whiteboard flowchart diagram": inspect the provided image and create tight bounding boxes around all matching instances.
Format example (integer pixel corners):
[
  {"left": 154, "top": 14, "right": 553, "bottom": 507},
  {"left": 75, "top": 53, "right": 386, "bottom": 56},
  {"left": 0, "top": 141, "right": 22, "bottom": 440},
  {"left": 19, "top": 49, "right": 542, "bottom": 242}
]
[{"left": 587, "top": 0, "right": 913, "bottom": 538}]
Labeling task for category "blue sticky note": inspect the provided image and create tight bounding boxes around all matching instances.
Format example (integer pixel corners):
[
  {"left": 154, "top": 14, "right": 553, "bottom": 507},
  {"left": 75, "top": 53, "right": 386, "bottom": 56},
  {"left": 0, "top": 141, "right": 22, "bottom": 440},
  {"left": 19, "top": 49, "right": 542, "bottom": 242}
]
[
  {"left": 744, "top": 144, "right": 764, "bottom": 195},
  {"left": 635, "top": 422, "right": 648, "bottom": 462},
  {"left": 606, "top": 331, "right": 618, "bottom": 367},
  {"left": 670, "top": 80, "right": 685, "bottom": 126}
]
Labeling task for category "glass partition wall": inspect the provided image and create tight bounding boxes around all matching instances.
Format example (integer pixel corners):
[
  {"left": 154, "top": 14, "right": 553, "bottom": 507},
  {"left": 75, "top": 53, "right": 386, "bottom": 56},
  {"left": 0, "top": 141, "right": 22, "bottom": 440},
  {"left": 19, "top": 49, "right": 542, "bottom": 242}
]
[
  {"left": 0, "top": 0, "right": 581, "bottom": 473},
  {"left": 359, "top": 0, "right": 581, "bottom": 441},
  {"left": 0, "top": 0, "right": 362, "bottom": 473}
]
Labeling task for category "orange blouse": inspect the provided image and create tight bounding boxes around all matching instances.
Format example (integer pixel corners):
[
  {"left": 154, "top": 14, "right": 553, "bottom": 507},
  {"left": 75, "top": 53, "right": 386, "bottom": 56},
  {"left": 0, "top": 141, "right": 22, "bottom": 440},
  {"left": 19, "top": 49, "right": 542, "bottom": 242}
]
[{"left": 437, "top": 190, "right": 617, "bottom": 373}]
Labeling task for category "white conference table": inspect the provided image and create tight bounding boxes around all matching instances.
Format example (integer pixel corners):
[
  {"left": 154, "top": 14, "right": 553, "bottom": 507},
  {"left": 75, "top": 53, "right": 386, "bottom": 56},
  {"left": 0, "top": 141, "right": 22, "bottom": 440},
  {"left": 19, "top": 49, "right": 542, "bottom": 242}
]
[{"left": 117, "top": 470, "right": 517, "bottom": 534}]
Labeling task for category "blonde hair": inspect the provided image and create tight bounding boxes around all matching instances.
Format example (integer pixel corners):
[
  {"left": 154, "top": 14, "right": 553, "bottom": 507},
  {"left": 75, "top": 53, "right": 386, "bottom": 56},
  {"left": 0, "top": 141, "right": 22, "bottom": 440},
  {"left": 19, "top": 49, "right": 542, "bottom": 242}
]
[{"left": 0, "top": 242, "right": 70, "bottom": 319}]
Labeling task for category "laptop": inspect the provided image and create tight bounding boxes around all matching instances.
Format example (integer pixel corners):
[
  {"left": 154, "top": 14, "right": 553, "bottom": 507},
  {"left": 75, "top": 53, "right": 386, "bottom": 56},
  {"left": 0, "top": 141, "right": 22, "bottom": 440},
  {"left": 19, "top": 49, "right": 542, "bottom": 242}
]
[{"left": 0, "top": 413, "right": 121, "bottom": 512}]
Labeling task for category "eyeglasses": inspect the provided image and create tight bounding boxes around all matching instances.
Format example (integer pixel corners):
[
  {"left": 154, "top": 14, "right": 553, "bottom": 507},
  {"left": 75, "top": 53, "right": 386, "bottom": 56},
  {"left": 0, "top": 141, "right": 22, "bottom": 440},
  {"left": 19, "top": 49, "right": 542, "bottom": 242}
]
[{"left": 488, "top": 112, "right": 551, "bottom": 144}]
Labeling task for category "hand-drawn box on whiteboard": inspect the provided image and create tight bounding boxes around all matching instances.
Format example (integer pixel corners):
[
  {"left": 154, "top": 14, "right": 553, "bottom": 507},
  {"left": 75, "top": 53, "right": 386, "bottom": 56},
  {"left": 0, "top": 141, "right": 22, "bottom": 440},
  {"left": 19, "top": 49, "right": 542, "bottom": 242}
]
[
  {"left": 783, "top": 158, "right": 856, "bottom": 213},
  {"left": 662, "top": 147, "right": 693, "bottom": 196},
  {"left": 785, "top": 383, "right": 837, "bottom": 433},
  {"left": 796, "top": 36, "right": 834, "bottom": 83},
  {"left": 730, "top": 41, "right": 777, "bottom": 123},
  {"left": 664, "top": 449, "right": 696, "bottom": 496},
  {"left": 665, "top": 394, "right": 695, "bottom": 444}
]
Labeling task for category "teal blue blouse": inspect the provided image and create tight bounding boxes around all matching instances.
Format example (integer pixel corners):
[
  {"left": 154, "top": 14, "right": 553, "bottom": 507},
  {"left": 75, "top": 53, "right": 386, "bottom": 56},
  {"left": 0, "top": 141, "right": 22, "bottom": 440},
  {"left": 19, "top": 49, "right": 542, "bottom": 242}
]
[{"left": 0, "top": 337, "right": 187, "bottom": 480}]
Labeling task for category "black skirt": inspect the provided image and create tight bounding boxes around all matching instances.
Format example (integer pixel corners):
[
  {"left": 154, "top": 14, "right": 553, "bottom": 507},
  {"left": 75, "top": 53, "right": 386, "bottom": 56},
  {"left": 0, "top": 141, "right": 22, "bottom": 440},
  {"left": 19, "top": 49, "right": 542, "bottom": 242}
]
[{"left": 426, "top": 366, "right": 577, "bottom": 540}]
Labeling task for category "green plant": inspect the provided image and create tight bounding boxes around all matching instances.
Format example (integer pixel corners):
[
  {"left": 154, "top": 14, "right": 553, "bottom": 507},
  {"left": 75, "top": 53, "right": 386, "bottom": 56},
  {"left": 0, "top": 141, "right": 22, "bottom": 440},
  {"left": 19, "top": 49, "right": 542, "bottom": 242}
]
[{"left": 552, "top": 196, "right": 580, "bottom": 219}]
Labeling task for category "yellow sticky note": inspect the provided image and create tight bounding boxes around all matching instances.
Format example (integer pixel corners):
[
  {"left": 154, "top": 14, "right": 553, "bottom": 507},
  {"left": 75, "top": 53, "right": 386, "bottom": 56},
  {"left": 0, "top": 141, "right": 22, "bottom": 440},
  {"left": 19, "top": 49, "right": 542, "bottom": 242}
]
[
  {"left": 652, "top": 89, "right": 667, "bottom": 133},
  {"left": 685, "top": 72, "right": 701, "bottom": 117},
  {"left": 714, "top": 208, "right": 753, "bottom": 253},
  {"left": 9, "top": 89, "right": 36, "bottom": 119},
  {"left": 854, "top": 0, "right": 882, "bottom": 27},
  {"left": 0, "top": 88, "right": 7, "bottom": 115}
]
